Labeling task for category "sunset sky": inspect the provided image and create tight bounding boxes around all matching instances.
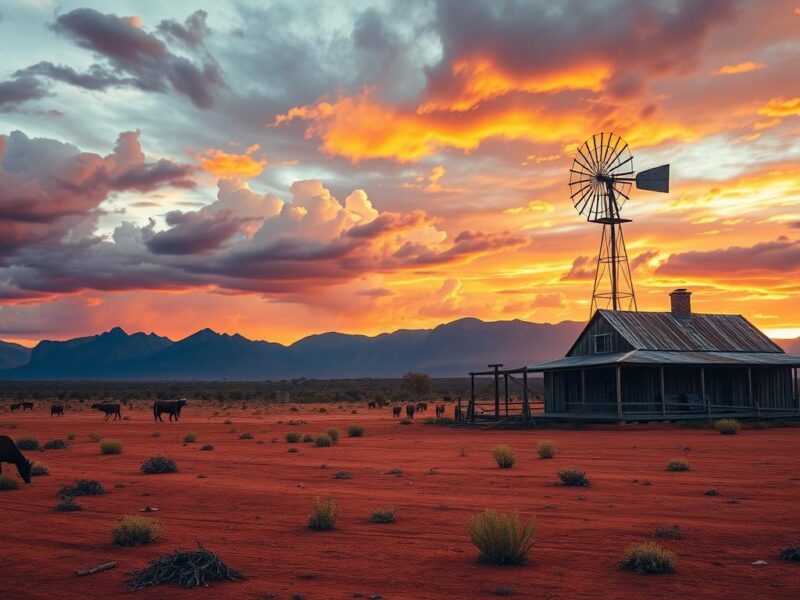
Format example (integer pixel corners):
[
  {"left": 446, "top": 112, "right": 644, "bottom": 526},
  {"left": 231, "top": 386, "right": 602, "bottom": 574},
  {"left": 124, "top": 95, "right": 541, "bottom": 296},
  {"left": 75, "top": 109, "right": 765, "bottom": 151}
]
[{"left": 1, "top": 0, "right": 799, "bottom": 346}]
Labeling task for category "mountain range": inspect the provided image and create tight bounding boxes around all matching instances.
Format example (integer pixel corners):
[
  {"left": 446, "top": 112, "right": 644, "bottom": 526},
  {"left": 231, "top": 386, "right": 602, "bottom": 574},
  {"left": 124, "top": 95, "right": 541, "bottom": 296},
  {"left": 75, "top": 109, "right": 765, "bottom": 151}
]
[{"left": 1, "top": 318, "right": 798, "bottom": 380}]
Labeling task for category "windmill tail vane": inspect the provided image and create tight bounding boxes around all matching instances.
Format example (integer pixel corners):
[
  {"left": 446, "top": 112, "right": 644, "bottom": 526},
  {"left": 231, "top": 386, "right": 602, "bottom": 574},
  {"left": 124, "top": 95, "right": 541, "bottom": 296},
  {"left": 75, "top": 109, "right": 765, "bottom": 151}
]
[{"left": 568, "top": 132, "right": 670, "bottom": 315}]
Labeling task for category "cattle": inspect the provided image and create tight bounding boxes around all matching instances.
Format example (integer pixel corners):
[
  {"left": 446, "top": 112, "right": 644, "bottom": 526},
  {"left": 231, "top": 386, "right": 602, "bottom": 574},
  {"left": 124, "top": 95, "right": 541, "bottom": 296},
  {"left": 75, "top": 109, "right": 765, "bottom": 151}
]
[
  {"left": 9, "top": 403, "right": 22, "bottom": 411},
  {"left": 367, "top": 401, "right": 377, "bottom": 409},
  {"left": 153, "top": 399, "right": 187, "bottom": 422},
  {"left": 50, "top": 405, "right": 65, "bottom": 416},
  {"left": 392, "top": 406, "right": 401, "bottom": 418},
  {"left": 435, "top": 404, "right": 445, "bottom": 418},
  {"left": 416, "top": 402, "right": 428, "bottom": 412},
  {"left": 405, "top": 404, "right": 416, "bottom": 419},
  {"left": 0, "top": 435, "right": 32, "bottom": 484},
  {"left": 91, "top": 402, "right": 122, "bottom": 421},
  {"left": 22, "top": 402, "right": 33, "bottom": 410}
]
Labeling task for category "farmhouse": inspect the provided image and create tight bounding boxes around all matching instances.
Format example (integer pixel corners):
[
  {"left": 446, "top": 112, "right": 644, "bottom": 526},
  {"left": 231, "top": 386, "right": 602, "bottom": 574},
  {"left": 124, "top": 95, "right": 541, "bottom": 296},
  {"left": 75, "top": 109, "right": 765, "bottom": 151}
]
[{"left": 467, "top": 289, "right": 800, "bottom": 423}]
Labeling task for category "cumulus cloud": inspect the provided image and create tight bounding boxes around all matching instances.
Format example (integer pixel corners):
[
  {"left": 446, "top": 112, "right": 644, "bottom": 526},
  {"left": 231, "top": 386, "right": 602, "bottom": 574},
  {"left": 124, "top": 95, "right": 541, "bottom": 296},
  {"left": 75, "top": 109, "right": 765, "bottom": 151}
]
[
  {"left": 0, "top": 129, "right": 194, "bottom": 254},
  {"left": 656, "top": 238, "right": 800, "bottom": 276},
  {"left": 0, "top": 76, "right": 49, "bottom": 111}
]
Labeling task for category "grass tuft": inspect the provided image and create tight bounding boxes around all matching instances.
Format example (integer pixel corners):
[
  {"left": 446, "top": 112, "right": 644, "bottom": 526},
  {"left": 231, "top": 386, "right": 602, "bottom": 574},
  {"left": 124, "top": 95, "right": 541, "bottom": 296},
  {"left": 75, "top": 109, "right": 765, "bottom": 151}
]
[
  {"left": 308, "top": 497, "right": 340, "bottom": 530},
  {"left": 15, "top": 437, "right": 40, "bottom": 451},
  {"left": 238, "top": 432, "right": 254, "bottom": 440},
  {"left": 537, "top": 440, "right": 556, "bottom": 459},
  {"left": 314, "top": 434, "right": 333, "bottom": 447},
  {"left": 779, "top": 546, "right": 800, "bottom": 562},
  {"left": 466, "top": 509, "right": 536, "bottom": 565},
  {"left": 55, "top": 497, "right": 82, "bottom": 511},
  {"left": 112, "top": 515, "right": 161, "bottom": 547},
  {"left": 183, "top": 432, "right": 198, "bottom": 443},
  {"left": 325, "top": 427, "right": 340, "bottom": 444},
  {"left": 713, "top": 418, "right": 741, "bottom": 435},
  {"left": 30, "top": 460, "right": 49, "bottom": 476},
  {"left": 0, "top": 475, "right": 20, "bottom": 490},
  {"left": 285, "top": 431, "right": 301, "bottom": 443},
  {"left": 654, "top": 525, "right": 684, "bottom": 539},
  {"left": 492, "top": 445, "right": 515, "bottom": 469},
  {"left": 100, "top": 438, "right": 123, "bottom": 454},
  {"left": 59, "top": 479, "right": 105, "bottom": 498},
  {"left": 44, "top": 439, "right": 69, "bottom": 450},
  {"left": 620, "top": 542, "right": 676, "bottom": 574},
  {"left": 201, "top": 444, "right": 214, "bottom": 451},
  {"left": 347, "top": 425, "right": 364, "bottom": 437}
]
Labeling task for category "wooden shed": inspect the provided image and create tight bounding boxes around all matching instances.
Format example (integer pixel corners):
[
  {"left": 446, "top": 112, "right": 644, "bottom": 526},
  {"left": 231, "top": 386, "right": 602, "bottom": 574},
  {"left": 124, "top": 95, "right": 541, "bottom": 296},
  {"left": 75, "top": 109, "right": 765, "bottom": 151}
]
[{"left": 527, "top": 289, "right": 800, "bottom": 421}]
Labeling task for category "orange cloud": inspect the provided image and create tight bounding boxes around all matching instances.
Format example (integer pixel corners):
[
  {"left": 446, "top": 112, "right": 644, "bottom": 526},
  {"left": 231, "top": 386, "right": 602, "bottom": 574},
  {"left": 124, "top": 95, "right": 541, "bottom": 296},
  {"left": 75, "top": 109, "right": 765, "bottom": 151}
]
[
  {"left": 273, "top": 88, "right": 698, "bottom": 163},
  {"left": 198, "top": 144, "right": 267, "bottom": 178},
  {"left": 712, "top": 61, "right": 764, "bottom": 75},
  {"left": 758, "top": 97, "right": 800, "bottom": 117}
]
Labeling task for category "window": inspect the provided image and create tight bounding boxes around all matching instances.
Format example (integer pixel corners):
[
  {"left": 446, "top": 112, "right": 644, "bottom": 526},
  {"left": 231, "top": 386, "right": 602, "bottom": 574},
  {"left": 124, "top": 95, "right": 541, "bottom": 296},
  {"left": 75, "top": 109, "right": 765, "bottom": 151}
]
[{"left": 594, "top": 333, "right": 612, "bottom": 354}]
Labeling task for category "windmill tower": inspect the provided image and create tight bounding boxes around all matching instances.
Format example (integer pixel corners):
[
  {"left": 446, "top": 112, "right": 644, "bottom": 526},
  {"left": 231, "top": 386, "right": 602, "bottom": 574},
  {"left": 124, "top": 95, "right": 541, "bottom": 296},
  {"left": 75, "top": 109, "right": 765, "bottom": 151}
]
[{"left": 568, "top": 133, "right": 669, "bottom": 315}]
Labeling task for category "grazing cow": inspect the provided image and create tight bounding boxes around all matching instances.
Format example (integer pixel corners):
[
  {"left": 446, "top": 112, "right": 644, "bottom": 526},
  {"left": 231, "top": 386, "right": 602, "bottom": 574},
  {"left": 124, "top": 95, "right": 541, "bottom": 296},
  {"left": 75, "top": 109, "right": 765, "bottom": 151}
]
[
  {"left": 454, "top": 405, "right": 463, "bottom": 421},
  {"left": 91, "top": 402, "right": 122, "bottom": 421},
  {"left": 22, "top": 402, "right": 33, "bottom": 410},
  {"left": 416, "top": 401, "right": 428, "bottom": 412},
  {"left": 392, "top": 406, "right": 401, "bottom": 418},
  {"left": 153, "top": 399, "right": 187, "bottom": 422},
  {"left": 405, "top": 404, "right": 416, "bottom": 419},
  {"left": 50, "top": 404, "right": 65, "bottom": 416},
  {"left": 0, "top": 435, "right": 32, "bottom": 484},
  {"left": 367, "top": 401, "right": 377, "bottom": 409},
  {"left": 435, "top": 404, "right": 445, "bottom": 418},
  {"left": 9, "top": 403, "right": 22, "bottom": 411}
]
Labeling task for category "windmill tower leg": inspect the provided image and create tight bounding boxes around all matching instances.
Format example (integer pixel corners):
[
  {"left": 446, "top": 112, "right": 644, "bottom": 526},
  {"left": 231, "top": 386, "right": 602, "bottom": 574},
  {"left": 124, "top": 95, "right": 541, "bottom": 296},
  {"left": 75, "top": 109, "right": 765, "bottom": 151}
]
[{"left": 591, "top": 221, "right": 637, "bottom": 314}]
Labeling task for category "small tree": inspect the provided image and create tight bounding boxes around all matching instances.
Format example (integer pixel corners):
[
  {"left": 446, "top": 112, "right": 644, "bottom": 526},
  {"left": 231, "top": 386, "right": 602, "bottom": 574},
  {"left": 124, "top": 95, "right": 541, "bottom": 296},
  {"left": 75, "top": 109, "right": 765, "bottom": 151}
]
[{"left": 401, "top": 372, "right": 432, "bottom": 400}]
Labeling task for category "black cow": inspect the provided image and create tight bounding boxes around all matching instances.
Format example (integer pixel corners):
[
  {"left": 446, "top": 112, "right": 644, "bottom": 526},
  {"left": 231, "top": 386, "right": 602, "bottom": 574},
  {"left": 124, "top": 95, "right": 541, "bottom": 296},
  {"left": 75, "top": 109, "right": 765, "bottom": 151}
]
[
  {"left": 0, "top": 435, "right": 32, "bottom": 484},
  {"left": 153, "top": 399, "right": 187, "bottom": 422},
  {"left": 9, "top": 403, "right": 22, "bottom": 411},
  {"left": 91, "top": 402, "right": 122, "bottom": 420},
  {"left": 435, "top": 404, "right": 445, "bottom": 418},
  {"left": 50, "top": 404, "right": 65, "bottom": 416},
  {"left": 367, "top": 401, "right": 377, "bottom": 409},
  {"left": 392, "top": 406, "right": 401, "bottom": 418},
  {"left": 405, "top": 404, "right": 416, "bottom": 419},
  {"left": 22, "top": 402, "right": 33, "bottom": 410}
]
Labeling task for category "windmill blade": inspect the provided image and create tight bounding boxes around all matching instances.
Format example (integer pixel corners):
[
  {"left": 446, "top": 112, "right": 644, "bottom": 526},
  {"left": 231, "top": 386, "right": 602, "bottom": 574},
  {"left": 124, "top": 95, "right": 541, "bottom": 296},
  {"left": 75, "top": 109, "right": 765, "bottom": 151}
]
[{"left": 636, "top": 164, "right": 670, "bottom": 193}]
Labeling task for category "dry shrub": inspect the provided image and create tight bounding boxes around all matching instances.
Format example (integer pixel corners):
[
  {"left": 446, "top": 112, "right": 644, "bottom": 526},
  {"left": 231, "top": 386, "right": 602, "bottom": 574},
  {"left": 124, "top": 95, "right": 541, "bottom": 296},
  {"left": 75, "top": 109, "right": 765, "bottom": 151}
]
[
  {"left": 492, "top": 445, "right": 515, "bottom": 468},
  {"left": 308, "top": 497, "right": 340, "bottom": 530},
  {"left": 325, "top": 427, "right": 340, "bottom": 444},
  {"left": 201, "top": 444, "right": 214, "bottom": 451},
  {"left": 55, "top": 497, "right": 82, "bottom": 511},
  {"left": 15, "top": 437, "right": 40, "bottom": 450},
  {"left": 88, "top": 432, "right": 102, "bottom": 442},
  {"left": 141, "top": 456, "right": 178, "bottom": 474},
  {"left": 184, "top": 432, "right": 198, "bottom": 443},
  {"left": 44, "top": 439, "right": 69, "bottom": 450},
  {"left": 112, "top": 515, "right": 161, "bottom": 547},
  {"left": 714, "top": 419, "right": 741, "bottom": 435},
  {"left": 239, "top": 432, "right": 254, "bottom": 440},
  {"left": 30, "top": 460, "right": 49, "bottom": 476},
  {"left": 557, "top": 468, "right": 590, "bottom": 486},
  {"left": 654, "top": 525, "right": 683, "bottom": 539},
  {"left": 302, "top": 434, "right": 314, "bottom": 443},
  {"left": 537, "top": 440, "right": 556, "bottom": 459},
  {"left": 347, "top": 425, "right": 364, "bottom": 437},
  {"left": 666, "top": 458, "right": 690, "bottom": 472},
  {"left": 285, "top": 431, "right": 301, "bottom": 443},
  {"left": 779, "top": 546, "right": 800, "bottom": 562},
  {"left": 59, "top": 479, "right": 105, "bottom": 498},
  {"left": 100, "top": 438, "right": 123, "bottom": 454},
  {"left": 620, "top": 542, "right": 676, "bottom": 574},
  {"left": 314, "top": 434, "right": 333, "bottom": 447},
  {"left": 466, "top": 510, "right": 536, "bottom": 565},
  {"left": 0, "top": 475, "right": 19, "bottom": 490},
  {"left": 370, "top": 507, "right": 396, "bottom": 523}
]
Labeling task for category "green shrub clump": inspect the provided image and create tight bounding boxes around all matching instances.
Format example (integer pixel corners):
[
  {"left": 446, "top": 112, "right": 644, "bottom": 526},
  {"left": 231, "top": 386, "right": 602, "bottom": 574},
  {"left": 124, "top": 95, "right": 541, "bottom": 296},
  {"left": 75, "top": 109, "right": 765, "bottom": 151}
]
[
  {"left": 537, "top": 440, "right": 557, "bottom": 459},
  {"left": 467, "top": 509, "right": 536, "bottom": 565},
  {"left": 666, "top": 458, "right": 690, "bottom": 472},
  {"left": 713, "top": 419, "right": 741, "bottom": 435},
  {"left": 492, "top": 445, "right": 515, "bottom": 468},
  {"left": 620, "top": 542, "right": 676, "bottom": 574},
  {"left": 59, "top": 479, "right": 105, "bottom": 498},
  {"left": 314, "top": 434, "right": 333, "bottom": 447},
  {"left": 557, "top": 468, "right": 590, "bottom": 486},
  {"left": 370, "top": 507, "right": 396, "bottom": 523},
  {"left": 347, "top": 425, "right": 364, "bottom": 437},
  {"left": 308, "top": 497, "right": 340, "bottom": 530},
  {"left": 99, "top": 438, "right": 123, "bottom": 455},
  {"left": 112, "top": 515, "right": 161, "bottom": 547},
  {"left": 15, "top": 437, "right": 40, "bottom": 451},
  {"left": 141, "top": 455, "right": 178, "bottom": 474},
  {"left": 285, "top": 431, "right": 301, "bottom": 443}
]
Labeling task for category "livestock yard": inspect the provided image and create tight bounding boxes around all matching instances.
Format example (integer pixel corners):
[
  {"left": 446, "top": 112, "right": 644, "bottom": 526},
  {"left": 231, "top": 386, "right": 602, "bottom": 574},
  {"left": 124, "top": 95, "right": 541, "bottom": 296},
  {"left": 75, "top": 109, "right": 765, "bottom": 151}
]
[{"left": 1, "top": 396, "right": 799, "bottom": 600}]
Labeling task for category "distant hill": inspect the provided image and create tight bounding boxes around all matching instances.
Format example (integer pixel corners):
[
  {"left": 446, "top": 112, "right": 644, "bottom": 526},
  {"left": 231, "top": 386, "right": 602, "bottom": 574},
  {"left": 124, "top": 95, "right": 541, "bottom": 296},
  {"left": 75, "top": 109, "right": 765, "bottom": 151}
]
[
  {"left": 0, "top": 340, "right": 32, "bottom": 370},
  {"left": 0, "top": 317, "right": 585, "bottom": 380},
  {"left": 776, "top": 338, "right": 800, "bottom": 355}
]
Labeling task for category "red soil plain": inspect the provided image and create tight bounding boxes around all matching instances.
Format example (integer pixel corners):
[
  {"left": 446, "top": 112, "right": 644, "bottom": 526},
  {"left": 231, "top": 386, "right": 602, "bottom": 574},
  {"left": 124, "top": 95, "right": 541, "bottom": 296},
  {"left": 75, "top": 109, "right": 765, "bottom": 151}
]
[{"left": 1, "top": 403, "right": 799, "bottom": 600}]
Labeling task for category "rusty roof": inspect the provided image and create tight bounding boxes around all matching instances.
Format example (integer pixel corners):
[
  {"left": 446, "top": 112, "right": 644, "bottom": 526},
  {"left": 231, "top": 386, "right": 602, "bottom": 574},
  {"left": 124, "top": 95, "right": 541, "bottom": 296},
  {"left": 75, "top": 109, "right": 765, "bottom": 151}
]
[
  {"left": 591, "top": 310, "right": 783, "bottom": 353},
  {"left": 528, "top": 350, "right": 800, "bottom": 371}
]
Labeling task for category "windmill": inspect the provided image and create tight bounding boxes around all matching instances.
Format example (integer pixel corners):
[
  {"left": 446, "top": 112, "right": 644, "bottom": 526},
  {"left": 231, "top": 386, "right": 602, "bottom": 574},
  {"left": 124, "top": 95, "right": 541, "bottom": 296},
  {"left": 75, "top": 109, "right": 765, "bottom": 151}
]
[{"left": 568, "top": 132, "right": 669, "bottom": 314}]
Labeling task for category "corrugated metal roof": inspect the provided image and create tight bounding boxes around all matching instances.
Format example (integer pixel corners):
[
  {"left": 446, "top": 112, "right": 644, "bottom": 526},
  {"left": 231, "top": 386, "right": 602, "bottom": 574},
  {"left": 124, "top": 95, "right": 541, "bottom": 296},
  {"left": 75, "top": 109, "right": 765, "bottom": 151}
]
[
  {"left": 528, "top": 350, "right": 800, "bottom": 371},
  {"left": 596, "top": 310, "right": 783, "bottom": 353}
]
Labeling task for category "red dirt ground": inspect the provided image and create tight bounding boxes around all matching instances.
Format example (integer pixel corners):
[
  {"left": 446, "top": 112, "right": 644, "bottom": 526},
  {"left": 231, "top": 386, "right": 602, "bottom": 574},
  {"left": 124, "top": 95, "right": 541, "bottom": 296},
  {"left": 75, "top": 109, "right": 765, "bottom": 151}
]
[{"left": 1, "top": 403, "right": 799, "bottom": 599}]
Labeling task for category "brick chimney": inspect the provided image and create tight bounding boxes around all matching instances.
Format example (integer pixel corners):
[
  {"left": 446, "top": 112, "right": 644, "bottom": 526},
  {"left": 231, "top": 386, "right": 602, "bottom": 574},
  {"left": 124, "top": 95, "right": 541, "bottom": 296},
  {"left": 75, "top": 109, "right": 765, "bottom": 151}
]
[{"left": 670, "top": 288, "right": 692, "bottom": 318}]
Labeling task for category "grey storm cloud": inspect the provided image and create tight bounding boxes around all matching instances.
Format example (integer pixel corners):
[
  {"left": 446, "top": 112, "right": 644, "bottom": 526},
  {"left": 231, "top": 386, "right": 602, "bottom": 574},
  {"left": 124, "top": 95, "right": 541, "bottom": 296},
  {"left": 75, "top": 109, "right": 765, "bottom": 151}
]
[
  {"left": 0, "top": 76, "right": 50, "bottom": 111},
  {"left": 14, "top": 8, "right": 226, "bottom": 109},
  {"left": 656, "top": 238, "right": 800, "bottom": 276}
]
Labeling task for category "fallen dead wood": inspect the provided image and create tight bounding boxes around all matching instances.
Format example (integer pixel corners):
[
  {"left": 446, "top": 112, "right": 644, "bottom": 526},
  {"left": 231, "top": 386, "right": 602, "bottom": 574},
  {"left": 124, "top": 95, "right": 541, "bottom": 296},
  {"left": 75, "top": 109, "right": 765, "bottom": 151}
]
[
  {"left": 76, "top": 561, "right": 116, "bottom": 577},
  {"left": 126, "top": 543, "right": 244, "bottom": 591}
]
